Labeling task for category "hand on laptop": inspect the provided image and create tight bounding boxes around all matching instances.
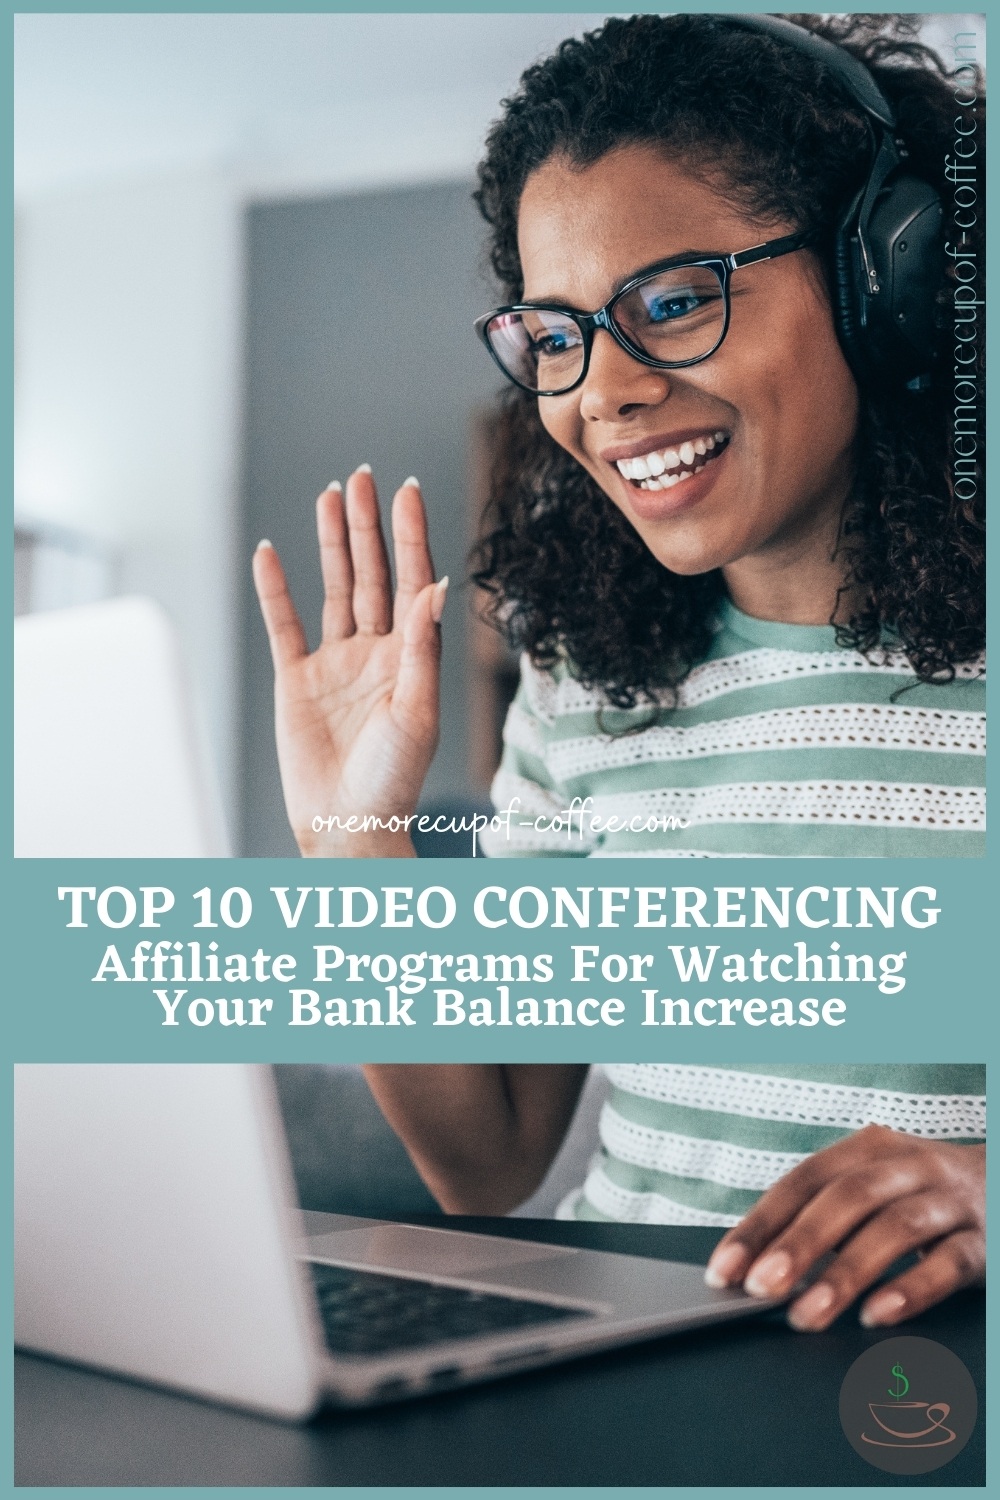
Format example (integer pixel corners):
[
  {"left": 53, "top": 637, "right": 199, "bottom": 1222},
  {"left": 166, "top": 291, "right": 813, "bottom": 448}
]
[
  {"left": 705, "top": 1125, "right": 986, "bottom": 1331},
  {"left": 253, "top": 468, "right": 446, "bottom": 857}
]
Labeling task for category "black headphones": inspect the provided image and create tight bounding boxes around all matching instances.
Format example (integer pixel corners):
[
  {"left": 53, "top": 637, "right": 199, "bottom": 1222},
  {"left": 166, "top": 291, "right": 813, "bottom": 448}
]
[{"left": 728, "top": 15, "right": 944, "bottom": 390}]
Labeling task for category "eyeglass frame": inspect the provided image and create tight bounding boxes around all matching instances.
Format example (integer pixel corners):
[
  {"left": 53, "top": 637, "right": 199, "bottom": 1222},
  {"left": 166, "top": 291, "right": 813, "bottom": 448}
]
[{"left": 474, "top": 228, "right": 820, "bottom": 397}]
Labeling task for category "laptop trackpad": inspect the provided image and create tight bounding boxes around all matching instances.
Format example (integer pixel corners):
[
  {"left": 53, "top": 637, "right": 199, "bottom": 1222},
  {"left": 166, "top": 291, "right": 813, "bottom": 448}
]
[{"left": 305, "top": 1224, "right": 574, "bottom": 1277}]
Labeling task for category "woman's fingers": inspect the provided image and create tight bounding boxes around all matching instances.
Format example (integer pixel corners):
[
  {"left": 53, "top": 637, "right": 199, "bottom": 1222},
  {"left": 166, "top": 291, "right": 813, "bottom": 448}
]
[
  {"left": 346, "top": 465, "right": 393, "bottom": 635},
  {"left": 785, "top": 1189, "right": 971, "bottom": 1332},
  {"left": 859, "top": 1230, "right": 986, "bottom": 1328},
  {"left": 740, "top": 1160, "right": 924, "bottom": 1300},
  {"left": 705, "top": 1124, "right": 903, "bottom": 1290},
  {"left": 392, "top": 478, "right": 436, "bottom": 628},
  {"left": 316, "top": 483, "right": 355, "bottom": 640},
  {"left": 705, "top": 1161, "right": 830, "bottom": 1289},
  {"left": 269, "top": 464, "right": 434, "bottom": 675},
  {"left": 705, "top": 1132, "right": 985, "bottom": 1333},
  {"left": 391, "top": 577, "right": 447, "bottom": 735},
  {"left": 253, "top": 539, "right": 308, "bottom": 670},
  {"left": 309, "top": 468, "right": 435, "bottom": 645}
]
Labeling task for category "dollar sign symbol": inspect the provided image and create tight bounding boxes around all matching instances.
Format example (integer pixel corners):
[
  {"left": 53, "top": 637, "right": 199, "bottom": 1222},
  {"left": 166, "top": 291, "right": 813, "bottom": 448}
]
[{"left": 889, "top": 1363, "right": 909, "bottom": 1400}]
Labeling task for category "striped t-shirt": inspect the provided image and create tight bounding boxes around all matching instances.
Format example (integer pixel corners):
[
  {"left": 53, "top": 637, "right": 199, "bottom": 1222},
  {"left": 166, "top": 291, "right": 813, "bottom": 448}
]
[
  {"left": 481, "top": 601, "right": 985, "bottom": 858},
  {"left": 561, "top": 1064, "right": 987, "bottom": 1226}
]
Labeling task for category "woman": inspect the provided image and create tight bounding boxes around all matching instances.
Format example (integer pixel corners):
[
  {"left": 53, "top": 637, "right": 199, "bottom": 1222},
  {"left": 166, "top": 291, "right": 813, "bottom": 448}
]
[
  {"left": 254, "top": 14, "right": 984, "bottom": 859},
  {"left": 253, "top": 15, "right": 986, "bottom": 1329}
]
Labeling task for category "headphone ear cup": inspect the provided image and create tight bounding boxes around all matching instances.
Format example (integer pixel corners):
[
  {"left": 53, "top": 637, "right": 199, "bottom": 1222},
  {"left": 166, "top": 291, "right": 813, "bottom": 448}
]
[
  {"left": 865, "top": 174, "right": 944, "bottom": 381},
  {"left": 836, "top": 174, "right": 944, "bottom": 387},
  {"left": 832, "top": 203, "right": 870, "bottom": 383}
]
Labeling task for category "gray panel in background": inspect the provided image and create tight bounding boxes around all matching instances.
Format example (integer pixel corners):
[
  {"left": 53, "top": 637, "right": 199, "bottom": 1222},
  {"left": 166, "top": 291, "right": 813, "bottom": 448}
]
[
  {"left": 272, "top": 1065, "right": 438, "bottom": 1219},
  {"left": 239, "top": 181, "right": 502, "bottom": 855}
]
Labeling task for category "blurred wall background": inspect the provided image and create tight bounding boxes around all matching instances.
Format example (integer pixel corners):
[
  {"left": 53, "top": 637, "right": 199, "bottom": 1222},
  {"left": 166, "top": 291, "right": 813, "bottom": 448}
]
[
  {"left": 14, "top": 13, "right": 612, "bottom": 851},
  {"left": 14, "top": 13, "right": 984, "bottom": 853},
  {"left": 241, "top": 182, "right": 499, "bottom": 854}
]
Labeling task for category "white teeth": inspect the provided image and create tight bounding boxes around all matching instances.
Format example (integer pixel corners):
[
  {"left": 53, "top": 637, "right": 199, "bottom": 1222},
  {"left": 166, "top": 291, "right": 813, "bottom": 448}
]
[
  {"left": 640, "top": 468, "right": 695, "bottom": 490},
  {"left": 619, "top": 431, "right": 728, "bottom": 486}
]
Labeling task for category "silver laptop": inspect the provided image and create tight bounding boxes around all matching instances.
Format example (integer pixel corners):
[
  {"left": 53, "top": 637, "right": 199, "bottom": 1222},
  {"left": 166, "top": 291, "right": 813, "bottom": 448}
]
[{"left": 14, "top": 1064, "right": 780, "bottom": 1420}]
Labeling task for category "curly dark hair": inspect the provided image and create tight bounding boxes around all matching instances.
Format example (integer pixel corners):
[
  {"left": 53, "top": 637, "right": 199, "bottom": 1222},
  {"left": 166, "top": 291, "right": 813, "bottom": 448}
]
[{"left": 471, "top": 14, "right": 985, "bottom": 707}]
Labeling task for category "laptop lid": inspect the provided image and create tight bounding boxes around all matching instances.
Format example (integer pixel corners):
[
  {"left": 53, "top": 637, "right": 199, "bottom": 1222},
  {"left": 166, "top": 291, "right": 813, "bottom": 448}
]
[{"left": 14, "top": 1063, "right": 321, "bottom": 1419}]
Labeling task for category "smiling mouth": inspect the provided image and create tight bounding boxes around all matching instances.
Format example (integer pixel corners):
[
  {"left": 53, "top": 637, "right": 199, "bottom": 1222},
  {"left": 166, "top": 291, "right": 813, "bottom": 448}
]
[{"left": 615, "top": 430, "right": 730, "bottom": 490}]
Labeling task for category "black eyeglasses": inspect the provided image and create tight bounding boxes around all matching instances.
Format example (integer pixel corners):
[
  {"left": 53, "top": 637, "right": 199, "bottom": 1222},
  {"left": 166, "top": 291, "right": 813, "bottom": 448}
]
[{"left": 474, "top": 230, "right": 819, "bottom": 396}]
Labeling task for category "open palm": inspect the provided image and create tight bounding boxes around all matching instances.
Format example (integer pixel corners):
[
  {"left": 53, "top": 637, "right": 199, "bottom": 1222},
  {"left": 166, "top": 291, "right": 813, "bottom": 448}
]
[{"left": 253, "top": 468, "right": 446, "bottom": 857}]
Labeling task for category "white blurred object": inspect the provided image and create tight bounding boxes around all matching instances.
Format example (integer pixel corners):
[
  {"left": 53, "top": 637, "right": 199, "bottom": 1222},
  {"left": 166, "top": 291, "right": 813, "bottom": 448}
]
[{"left": 14, "top": 594, "right": 230, "bottom": 856}]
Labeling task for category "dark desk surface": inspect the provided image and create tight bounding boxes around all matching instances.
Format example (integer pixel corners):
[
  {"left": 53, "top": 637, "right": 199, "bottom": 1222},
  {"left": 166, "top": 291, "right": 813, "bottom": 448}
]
[{"left": 16, "top": 1219, "right": 984, "bottom": 1488}]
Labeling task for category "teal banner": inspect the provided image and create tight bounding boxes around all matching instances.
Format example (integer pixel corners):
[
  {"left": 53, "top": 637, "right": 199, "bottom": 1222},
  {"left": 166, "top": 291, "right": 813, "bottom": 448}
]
[{"left": 12, "top": 856, "right": 988, "bottom": 1062}]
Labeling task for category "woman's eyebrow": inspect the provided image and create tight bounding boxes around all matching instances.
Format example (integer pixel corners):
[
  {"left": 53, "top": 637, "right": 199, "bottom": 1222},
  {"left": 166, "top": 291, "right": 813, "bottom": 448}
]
[
  {"left": 611, "top": 249, "right": 718, "bottom": 293},
  {"left": 526, "top": 249, "right": 720, "bottom": 307}
]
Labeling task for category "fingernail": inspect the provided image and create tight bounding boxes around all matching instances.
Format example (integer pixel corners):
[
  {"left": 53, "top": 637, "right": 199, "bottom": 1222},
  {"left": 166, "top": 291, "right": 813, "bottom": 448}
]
[
  {"left": 431, "top": 576, "right": 449, "bottom": 624},
  {"left": 744, "top": 1250, "right": 793, "bottom": 1297},
  {"left": 860, "top": 1290, "right": 907, "bottom": 1328},
  {"left": 325, "top": 480, "right": 342, "bottom": 493},
  {"left": 705, "top": 1242, "right": 749, "bottom": 1289},
  {"left": 402, "top": 475, "right": 420, "bottom": 489},
  {"left": 355, "top": 462, "right": 372, "bottom": 475},
  {"left": 788, "top": 1282, "right": 835, "bottom": 1331},
  {"left": 256, "top": 538, "right": 273, "bottom": 550}
]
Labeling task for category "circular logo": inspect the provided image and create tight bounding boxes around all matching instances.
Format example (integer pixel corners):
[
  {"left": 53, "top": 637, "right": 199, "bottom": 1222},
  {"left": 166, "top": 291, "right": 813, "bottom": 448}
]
[{"left": 839, "top": 1336, "right": 977, "bottom": 1475}]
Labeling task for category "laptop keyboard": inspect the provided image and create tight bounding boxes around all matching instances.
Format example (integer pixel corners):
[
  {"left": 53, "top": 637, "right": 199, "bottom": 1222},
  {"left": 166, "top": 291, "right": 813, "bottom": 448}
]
[{"left": 309, "top": 1260, "right": 593, "bottom": 1356}]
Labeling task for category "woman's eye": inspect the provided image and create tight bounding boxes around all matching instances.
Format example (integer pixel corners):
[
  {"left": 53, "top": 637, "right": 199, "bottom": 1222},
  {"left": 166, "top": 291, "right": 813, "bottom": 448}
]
[
  {"left": 646, "top": 293, "right": 704, "bottom": 322},
  {"left": 532, "top": 329, "right": 579, "bottom": 357}
]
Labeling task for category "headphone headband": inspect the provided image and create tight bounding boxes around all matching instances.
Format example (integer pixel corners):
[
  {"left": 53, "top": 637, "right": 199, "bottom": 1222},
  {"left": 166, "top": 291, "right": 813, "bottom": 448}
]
[
  {"left": 729, "top": 14, "right": 897, "bottom": 129},
  {"left": 724, "top": 13, "right": 943, "bottom": 389}
]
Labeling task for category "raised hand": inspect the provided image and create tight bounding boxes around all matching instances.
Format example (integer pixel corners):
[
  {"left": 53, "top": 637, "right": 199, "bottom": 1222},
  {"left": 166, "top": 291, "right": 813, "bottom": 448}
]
[{"left": 252, "top": 466, "right": 447, "bottom": 857}]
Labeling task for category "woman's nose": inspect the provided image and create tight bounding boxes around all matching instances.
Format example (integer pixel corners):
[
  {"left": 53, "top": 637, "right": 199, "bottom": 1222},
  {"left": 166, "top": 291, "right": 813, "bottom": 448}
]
[{"left": 578, "top": 328, "right": 671, "bottom": 420}]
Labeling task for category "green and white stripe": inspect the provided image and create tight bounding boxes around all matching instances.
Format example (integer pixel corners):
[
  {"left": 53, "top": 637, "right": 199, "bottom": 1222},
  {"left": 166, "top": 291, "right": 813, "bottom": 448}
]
[
  {"left": 482, "top": 601, "right": 985, "bottom": 858},
  {"left": 561, "top": 1064, "right": 987, "bottom": 1226}
]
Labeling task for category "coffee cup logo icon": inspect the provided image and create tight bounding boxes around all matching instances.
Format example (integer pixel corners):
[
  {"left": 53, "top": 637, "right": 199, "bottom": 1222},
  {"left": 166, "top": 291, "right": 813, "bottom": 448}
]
[
  {"left": 840, "top": 1338, "right": 977, "bottom": 1475},
  {"left": 859, "top": 1360, "right": 956, "bottom": 1449}
]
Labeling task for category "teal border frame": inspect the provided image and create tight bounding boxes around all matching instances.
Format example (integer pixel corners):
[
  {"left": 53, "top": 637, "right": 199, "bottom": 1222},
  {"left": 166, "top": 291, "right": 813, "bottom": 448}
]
[{"left": 8, "top": 4, "right": 991, "bottom": 1493}]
